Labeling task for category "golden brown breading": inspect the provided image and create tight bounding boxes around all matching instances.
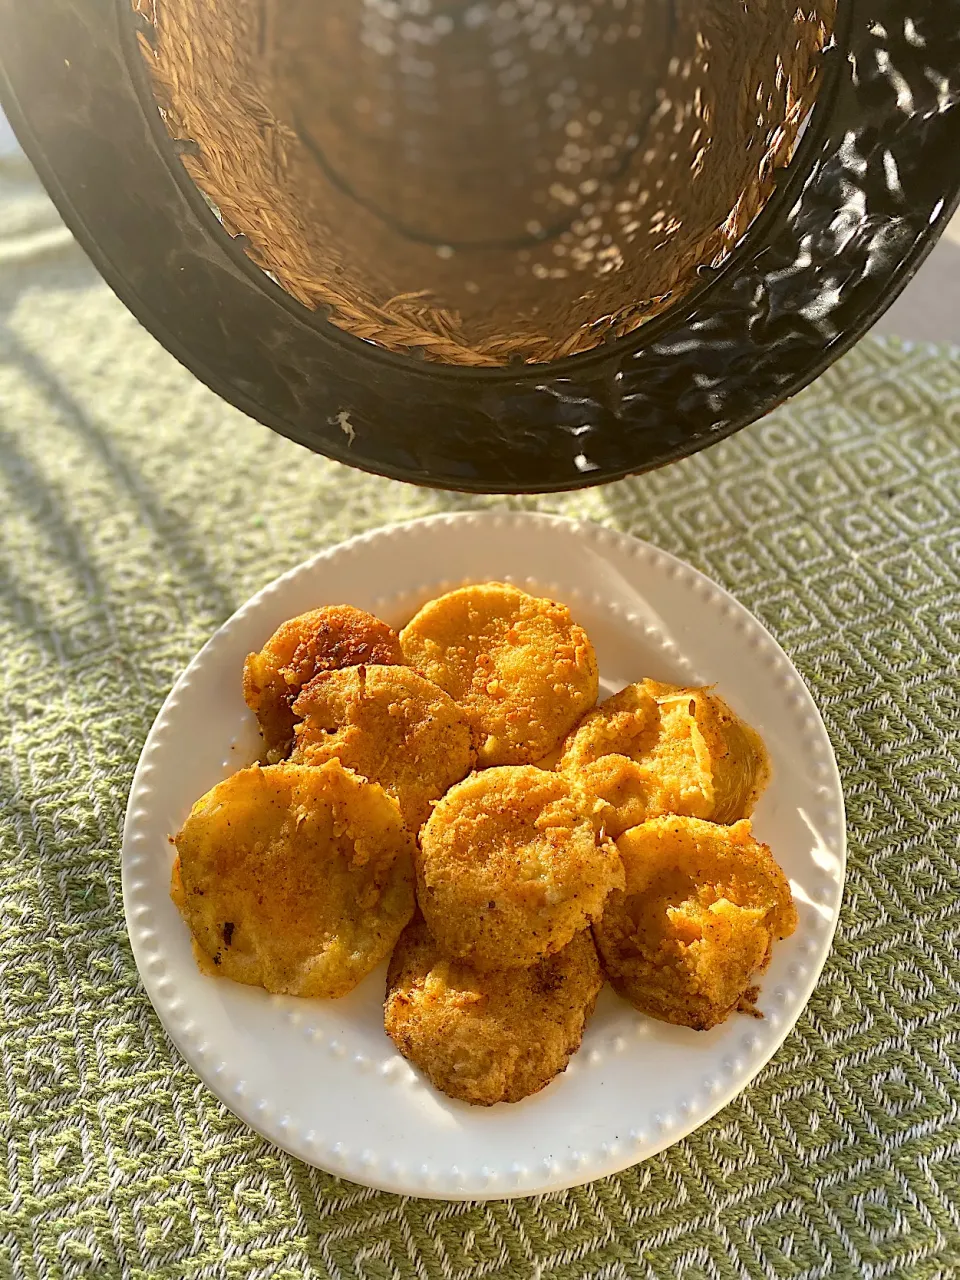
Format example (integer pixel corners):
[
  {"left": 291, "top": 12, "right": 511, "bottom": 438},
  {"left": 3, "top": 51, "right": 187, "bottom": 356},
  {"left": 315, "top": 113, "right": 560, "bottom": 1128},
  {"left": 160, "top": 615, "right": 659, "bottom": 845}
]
[
  {"left": 243, "top": 606, "right": 403, "bottom": 761},
  {"left": 170, "top": 855, "right": 242, "bottom": 982},
  {"left": 384, "top": 917, "right": 603, "bottom": 1105},
  {"left": 416, "top": 765, "right": 623, "bottom": 970},
  {"left": 557, "top": 681, "right": 660, "bottom": 837},
  {"left": 559, "top": 679, "right": 770, "bottom": 837},
  {"left": 399, "top": 583, "right": 598, "bottom": 767},
  {"left": 289, "top": 664, "right": 475, "bottom": 831},
  {"left": 643, "top": 681, "right": 771, "bottom": 823},
  {"left": 172, "top": 760, "right": 415, "bottom": 997},
  {"left": 593, "top": 816, "right": 797, "bottom": 1030}
]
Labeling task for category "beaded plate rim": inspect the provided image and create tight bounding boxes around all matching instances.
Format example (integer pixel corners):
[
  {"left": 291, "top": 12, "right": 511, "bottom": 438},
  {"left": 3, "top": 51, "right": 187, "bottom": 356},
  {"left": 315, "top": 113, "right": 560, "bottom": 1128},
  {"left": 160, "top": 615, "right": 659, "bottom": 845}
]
[{"left": 121, "top": 512, "right": 847, "bottom": 1200}]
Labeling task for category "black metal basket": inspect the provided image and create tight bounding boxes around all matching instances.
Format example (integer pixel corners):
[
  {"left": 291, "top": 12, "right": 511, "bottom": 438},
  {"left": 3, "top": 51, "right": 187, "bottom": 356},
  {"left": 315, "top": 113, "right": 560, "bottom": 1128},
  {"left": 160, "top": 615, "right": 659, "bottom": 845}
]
[{"left": 1, "top": 0, "right": 958, "bottom": 493}]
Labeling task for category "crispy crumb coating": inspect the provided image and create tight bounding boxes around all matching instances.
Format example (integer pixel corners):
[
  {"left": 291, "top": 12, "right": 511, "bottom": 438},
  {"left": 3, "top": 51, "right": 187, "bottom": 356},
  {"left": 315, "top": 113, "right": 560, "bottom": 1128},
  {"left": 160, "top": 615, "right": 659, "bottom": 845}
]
[
  {"left": 557, "top": 681, "right": 660, "bottom": 836},
  {"left": 399, "top": 583, "right": 598, "bottom": 767},
  {"left": 416, "top": 765, "right": 623, "bottom": 970},
  {"left": 243, "top": 606, "right": 403, "bottom": 761},
  {"left": 172, "top": 760, "right": 415, "bottom": 997},
  {"left": 290, "top": 664, "right": 476, "bottom": 831},
  {"left": 593, "top": 816, "right": 797, "bottom": 1030},
  {"left": 384, "top": 917, "right": 603, "bottom": 1105},
  {"left": 559, "top": 679, "right": 771, "bottom": 837}
]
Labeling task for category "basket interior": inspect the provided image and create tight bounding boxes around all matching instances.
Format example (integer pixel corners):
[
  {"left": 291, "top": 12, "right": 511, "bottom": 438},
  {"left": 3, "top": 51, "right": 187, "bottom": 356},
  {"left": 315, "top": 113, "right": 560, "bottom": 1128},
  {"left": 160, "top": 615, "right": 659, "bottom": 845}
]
[{"left": 133, "top": 0, "right": 836, "bottom": 367}]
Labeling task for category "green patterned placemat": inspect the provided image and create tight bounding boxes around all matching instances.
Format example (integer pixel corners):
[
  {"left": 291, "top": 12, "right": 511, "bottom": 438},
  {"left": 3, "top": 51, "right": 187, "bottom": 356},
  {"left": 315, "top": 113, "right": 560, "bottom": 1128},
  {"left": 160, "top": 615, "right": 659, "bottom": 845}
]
[{"left": 1, "top": 154, "right": 959, "bottom": 1279}]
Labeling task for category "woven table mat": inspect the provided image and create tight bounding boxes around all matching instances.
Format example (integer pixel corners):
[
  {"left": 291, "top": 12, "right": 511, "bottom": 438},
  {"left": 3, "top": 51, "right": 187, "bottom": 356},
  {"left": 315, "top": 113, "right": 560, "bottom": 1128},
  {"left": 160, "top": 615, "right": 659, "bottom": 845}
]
[{"left": 0, "top": 153, "right": 958, "bottom": 1279}]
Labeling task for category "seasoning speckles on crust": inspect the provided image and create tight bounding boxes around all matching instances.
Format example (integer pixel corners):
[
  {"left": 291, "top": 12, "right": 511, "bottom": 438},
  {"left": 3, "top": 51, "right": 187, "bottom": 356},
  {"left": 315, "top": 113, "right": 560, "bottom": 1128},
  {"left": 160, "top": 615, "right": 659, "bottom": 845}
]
[
  {"left": 416, "top": 765, "right": 623, "bottom": 971},
  {"left": 385, "top": 916, "right": 603, "bottom": 1105},
  {"left": 399, "top": 583, "right": 598, "bottom": 767},
  {"left": 559, "top": 679, "right": 771, "bottom": 837},
  {"left": 172, "top": 760, "right": 415, "bottom": 998},
  {"left": 290, "top": 663, "right": 476, "bottom": 831},
  {"left": 242, "top": 605, "right": 404, "bottom": 762},
  {"left": 593, "top": 816, "right": 797, "bottom": 1031}
]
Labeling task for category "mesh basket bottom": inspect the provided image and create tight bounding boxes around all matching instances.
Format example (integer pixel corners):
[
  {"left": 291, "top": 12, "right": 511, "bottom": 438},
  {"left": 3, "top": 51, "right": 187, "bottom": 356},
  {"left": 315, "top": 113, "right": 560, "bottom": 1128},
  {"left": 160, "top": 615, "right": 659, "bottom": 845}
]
[{"left": 134, "top": 0, "right": 835, "bottom": 366}]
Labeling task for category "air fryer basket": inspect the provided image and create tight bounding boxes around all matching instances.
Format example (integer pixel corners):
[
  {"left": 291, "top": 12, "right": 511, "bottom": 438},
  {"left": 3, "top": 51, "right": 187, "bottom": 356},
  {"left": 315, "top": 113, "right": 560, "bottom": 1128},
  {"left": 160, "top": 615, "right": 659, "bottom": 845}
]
[
  {"left": 0, "top": 0, "right": 958, "bottom": 492},
  {"left": 132, "top": 0, "right": 834, "bottom": 367}
]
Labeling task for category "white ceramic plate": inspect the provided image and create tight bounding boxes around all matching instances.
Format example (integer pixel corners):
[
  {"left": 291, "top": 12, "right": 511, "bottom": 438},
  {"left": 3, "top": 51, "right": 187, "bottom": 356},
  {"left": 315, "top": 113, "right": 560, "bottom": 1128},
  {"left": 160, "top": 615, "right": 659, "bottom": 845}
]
[{"left": 122, "top": 512, "right": 845, "bottom": 1201}]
